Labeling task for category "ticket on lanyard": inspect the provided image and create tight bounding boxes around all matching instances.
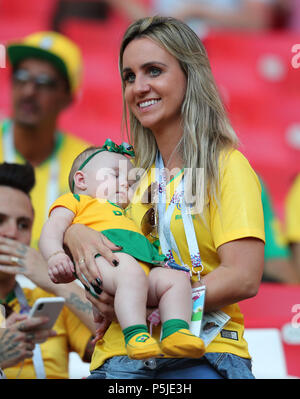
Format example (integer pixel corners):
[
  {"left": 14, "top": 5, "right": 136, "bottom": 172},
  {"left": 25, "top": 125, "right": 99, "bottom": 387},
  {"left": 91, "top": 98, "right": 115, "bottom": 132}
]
[
  {"left": 200, "top": 310, "right": 231, "bottom": 347},
  {"left": 189, "top": 285, "right": 206, "bottom": 337},
  {"left": 190, "top": 285, "right": 231, "bottom": 347}
]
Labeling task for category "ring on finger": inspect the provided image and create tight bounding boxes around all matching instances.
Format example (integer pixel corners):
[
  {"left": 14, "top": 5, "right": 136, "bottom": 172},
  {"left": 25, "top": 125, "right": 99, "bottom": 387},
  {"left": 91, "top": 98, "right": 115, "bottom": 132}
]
[
  {"left": 25, "top": 332, "right": 35, "bottom": 342},
  {"left": 11, "top": 256, "right": 20, "bottom": 266},
  {"left": 18, "top": 323, "right": 26, "bottom": 333},
  {"left": 78, "top": 258, "right": 85, "bottom": 265},
  {"left": 26, "top": 343, "right": 34, "bottom": 351}
]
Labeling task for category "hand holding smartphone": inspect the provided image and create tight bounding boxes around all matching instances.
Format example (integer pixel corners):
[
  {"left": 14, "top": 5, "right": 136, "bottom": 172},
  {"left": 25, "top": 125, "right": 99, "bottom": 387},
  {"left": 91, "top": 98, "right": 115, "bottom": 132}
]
[{"left": 28, "top": 297, "right": 65, "bottom": 330}]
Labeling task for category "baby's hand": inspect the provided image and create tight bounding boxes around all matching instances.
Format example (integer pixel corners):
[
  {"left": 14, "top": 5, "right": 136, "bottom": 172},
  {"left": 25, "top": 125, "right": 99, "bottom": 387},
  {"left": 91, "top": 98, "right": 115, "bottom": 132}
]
[{"left": 48, "top": 252, "right": 75, "bottom": 284}]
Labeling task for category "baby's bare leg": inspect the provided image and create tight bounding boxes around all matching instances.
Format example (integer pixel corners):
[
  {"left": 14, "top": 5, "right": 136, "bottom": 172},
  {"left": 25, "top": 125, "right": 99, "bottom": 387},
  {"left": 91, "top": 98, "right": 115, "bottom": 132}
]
[
  {"left": 148, "top": 267, "right": 192, "bottom": 323},
  {"left": 95, "top": 252, "right": 148, "bottom": 329},
  {"left": 96, "top": 254, "right": 161, "bottom": 360},
  {"left": 148, "top": 267, "right": 205, "bottom": 358}
]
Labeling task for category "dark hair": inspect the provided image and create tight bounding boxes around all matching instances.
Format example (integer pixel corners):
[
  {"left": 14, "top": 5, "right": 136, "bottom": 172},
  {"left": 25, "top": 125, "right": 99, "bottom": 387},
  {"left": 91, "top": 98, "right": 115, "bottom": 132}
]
[{"left": 0, "top": 162, "right": 35, "bottom": 195}]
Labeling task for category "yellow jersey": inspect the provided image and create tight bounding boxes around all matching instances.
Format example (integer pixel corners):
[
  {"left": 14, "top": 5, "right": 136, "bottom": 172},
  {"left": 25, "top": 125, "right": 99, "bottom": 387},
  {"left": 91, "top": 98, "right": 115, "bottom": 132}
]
[{"left": 285, "top": 173, "right": 300, "bottom": 242}]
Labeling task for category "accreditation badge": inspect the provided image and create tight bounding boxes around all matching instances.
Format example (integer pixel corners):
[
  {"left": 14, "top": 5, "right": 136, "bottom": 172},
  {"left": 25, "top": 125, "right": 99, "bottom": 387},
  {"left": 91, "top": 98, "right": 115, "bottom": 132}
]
[
  {"left": 189, "top": 285, "right": 231, "bottom": 347},
  {"left": 190, "top": 285, "right": 206, "bottom": 337}
]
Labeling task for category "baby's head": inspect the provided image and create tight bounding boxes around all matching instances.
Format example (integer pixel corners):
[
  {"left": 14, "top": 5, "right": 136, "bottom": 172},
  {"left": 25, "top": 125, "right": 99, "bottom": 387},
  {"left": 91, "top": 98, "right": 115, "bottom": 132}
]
[{"left": 69, "top": 141, "right": 136, "bottom": 208}]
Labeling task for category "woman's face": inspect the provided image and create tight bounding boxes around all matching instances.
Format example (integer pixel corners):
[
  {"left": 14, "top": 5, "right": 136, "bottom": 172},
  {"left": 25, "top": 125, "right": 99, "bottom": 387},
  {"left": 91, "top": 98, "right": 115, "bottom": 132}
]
[{"left": 122, "top": 37, "right": 187, "bottom": 135}]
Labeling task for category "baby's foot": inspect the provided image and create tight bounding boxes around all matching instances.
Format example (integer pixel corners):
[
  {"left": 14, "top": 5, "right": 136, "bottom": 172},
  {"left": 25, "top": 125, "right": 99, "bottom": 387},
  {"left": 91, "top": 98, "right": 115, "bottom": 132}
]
[
  {"left": 126, "top": 332, "right": 161, "bottom": 360},
  {"left": 161, "top": 329, "right": 205, "bottom": 358}
]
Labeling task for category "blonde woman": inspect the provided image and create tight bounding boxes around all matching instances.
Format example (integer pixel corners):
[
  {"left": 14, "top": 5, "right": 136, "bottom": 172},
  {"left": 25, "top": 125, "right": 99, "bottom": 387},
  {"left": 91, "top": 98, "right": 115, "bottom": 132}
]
[{"left": 64, "top": 16, "right": 265, "bottom": 379}]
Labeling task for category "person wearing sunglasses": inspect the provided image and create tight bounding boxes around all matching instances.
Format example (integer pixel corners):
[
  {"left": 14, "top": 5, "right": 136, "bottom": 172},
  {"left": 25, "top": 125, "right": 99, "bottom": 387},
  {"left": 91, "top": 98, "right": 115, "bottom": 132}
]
[
  {"left": 63, "top": 16, "right": 265, "bottom": 379},
  {"left": 0, "top": 31, "right": 90, "bottom": 250},
  {"left": 39, "top": 140, "right": 206, "bottom": 361}
]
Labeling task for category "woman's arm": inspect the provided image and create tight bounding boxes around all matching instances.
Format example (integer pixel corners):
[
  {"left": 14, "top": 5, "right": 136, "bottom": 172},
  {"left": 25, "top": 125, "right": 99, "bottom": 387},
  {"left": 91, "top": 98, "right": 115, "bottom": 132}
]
[
  {"left": 63, "top": 224, "right": 123, "bottom": 321},
  {"left": 64, "top": 224, "right": 122, "bottom": 284},
  {"left": 198, "top": 237, "right": 264, "bottom": 312}
]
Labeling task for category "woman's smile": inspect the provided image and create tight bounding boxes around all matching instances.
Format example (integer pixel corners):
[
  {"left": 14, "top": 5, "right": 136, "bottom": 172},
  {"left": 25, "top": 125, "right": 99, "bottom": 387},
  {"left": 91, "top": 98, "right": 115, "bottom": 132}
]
[{"left": 137, "top": 98, "right": 162, "bottom": 111}]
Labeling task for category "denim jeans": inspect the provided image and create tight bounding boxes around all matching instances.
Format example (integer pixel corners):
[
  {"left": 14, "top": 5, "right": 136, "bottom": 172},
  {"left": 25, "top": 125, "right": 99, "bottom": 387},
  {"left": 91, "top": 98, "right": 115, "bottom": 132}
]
[{"left": 88, "top": 353, "right": 255, "bottom": 379}]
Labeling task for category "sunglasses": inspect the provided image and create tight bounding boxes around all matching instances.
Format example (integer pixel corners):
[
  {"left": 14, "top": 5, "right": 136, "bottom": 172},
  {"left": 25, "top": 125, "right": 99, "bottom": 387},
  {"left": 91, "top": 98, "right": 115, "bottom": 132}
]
[{"left": 13, "top": 69, "right": 59, "bottom": 90}]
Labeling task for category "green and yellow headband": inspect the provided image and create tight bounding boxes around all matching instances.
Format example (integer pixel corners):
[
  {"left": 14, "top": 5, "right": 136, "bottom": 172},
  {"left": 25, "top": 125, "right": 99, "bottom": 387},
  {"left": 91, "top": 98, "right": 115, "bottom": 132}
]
[{"left": 72, "top": 138, "right": 135, "bottom": 191}]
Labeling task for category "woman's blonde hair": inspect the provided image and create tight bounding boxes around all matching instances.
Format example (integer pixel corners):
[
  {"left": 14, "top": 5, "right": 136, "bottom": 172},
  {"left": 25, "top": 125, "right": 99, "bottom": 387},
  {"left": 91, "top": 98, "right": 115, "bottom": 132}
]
[{"left": 119, "top": 16, "right": 238, "bottom": 209}]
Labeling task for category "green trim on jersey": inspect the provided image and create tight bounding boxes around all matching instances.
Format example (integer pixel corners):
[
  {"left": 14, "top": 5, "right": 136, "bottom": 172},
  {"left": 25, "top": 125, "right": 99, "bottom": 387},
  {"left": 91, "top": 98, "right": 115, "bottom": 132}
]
[{"left": 260, "top": 179, "right": 290, "bottom": 260}]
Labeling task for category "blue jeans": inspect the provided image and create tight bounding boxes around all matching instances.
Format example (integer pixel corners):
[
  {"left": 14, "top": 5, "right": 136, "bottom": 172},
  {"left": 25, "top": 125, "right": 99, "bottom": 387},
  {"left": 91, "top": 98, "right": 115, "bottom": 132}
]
[{"left": 88, "top": 353, "right": 254, "bottom": 379}]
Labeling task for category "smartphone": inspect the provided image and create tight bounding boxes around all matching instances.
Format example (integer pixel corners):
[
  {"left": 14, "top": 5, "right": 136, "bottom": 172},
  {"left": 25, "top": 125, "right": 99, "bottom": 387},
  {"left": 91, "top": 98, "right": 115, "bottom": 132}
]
[{"left": 28, "top": 297, "right": 65, "bottom": 330}]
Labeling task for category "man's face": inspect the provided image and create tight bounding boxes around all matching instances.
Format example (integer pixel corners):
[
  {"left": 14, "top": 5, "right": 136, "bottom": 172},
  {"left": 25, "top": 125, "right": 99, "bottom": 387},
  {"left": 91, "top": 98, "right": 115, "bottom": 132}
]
[
  {"left": 11, "top": 58, "right": 72, "bottom": 128},
  {"left": 0, "top": 186, "right": 33, "bottom": 280}
]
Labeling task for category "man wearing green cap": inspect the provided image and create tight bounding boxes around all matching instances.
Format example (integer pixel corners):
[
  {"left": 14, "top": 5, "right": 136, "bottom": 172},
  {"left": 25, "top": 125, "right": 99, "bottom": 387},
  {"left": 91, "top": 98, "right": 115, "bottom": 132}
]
[{"left": 0, "top": 31, "right": 89, "bottom": 249}]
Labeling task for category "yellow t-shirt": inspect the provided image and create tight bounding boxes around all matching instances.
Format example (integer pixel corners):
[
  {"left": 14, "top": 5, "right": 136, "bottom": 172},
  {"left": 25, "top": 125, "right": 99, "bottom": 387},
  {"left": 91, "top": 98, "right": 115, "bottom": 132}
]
[
  {"left": 0, "top": 119, "right": 90, "bottom": 249},
  {"left": 285, "top": 174, "right": 300, "bottom": 242},
  {"left": 3, "top": 287, "right": 92, "bottom": 379},
  {"left": 49, "top": 193, "right": 143, "bottom": 234},
  {"left": 49, "top": 193, "right": 166, "bottom": 272},
  {"left": 90, "top": 149, "right": 265, "bottom": 370}
]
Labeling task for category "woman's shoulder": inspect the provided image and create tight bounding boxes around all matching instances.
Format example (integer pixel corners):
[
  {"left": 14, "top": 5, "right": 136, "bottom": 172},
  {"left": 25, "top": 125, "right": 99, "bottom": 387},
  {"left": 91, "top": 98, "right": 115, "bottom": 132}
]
[
  {"left": 219, "top": 148, "right": 257, "bottom": 175},
  {"left": 218, "top": 148, "right": 261, "bottom": 191},
  {"left": 220, "top": 148, "right": 251, "bottom": 166}
]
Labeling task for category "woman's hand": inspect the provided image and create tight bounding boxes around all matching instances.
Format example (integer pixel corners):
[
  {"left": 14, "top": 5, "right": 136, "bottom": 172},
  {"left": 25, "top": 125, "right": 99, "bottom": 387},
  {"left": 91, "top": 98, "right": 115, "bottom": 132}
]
[
  {"left": 85, "top": 290, "right": 116, "bottom": 322},
  {"left": 64, "top": 224, "right": 122, "bottom": 287},
  {"left": 0, "top": 316, "right": 56, "bottom": 369},
  {"left": 0, "top": 237, "right": 52, "bottom": 291}
]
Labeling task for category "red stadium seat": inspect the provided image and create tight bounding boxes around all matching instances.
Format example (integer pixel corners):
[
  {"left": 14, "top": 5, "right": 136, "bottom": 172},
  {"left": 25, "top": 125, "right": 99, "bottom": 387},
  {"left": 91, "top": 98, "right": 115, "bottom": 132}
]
[
  {"left": 205, "top": 31, "right": 300, "bottom": 99},
  {"left": 0, "top": 0, "right": 57, "bottom": 24},
  {"left": 58, "top": 10, "right": 130, "bottom": 144},
  {"left": 204, "top": 31, "right": 300, "bottom": 216},
  {"left": 240, "top": 283, "right": 300, "bottom": 378}
]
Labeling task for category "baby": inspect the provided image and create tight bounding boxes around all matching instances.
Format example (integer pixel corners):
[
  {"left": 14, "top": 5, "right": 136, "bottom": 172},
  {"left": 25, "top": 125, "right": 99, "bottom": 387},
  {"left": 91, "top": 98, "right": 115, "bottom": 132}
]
[{"left": 39, "top": 139, "right": 205, "bottom": 360}]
